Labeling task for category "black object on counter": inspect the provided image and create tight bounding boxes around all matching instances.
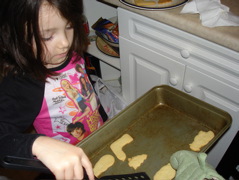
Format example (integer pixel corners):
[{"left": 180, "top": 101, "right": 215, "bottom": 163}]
[{"left": 216, "top": 131, "right": 239, "bottom": 179}]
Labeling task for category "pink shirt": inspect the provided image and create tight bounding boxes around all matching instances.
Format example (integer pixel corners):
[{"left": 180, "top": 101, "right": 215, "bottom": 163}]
[{"left": 34, "top": 56, "right": 103, "bottom": 145}]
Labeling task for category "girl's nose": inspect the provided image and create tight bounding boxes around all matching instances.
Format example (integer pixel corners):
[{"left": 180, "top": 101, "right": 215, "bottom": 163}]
[{"left": 58, "top": 32, "right": 70, "bottom": 49}]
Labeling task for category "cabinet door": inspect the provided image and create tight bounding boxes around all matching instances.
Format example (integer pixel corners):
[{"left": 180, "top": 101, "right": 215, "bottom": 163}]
[
  {"left": 183, "top": 67, "right": 239, "bottom": 168},
  {"left": 120, "top": 37, "right": 185, "bottom": 104}
]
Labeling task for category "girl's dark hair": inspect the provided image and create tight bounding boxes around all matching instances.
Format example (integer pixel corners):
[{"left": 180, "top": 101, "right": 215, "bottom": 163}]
[
  {"left": 67, "top": 122, "right": 85, "bottom": 134},
  {"left": 0, "top": 0, "right": 87, "bottom": 81}
]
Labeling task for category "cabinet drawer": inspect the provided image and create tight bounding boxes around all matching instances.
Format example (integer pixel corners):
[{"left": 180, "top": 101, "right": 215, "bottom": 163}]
[
  {"left": 118, "top": 8, "right": 239, "bottom": 88},
  {"left": 183, "top": 66, "right": 239, "bottom": 167}
]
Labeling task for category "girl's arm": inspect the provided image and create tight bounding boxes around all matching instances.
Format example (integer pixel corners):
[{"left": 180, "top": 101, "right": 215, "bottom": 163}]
[
  {"left": 32, "top": 136, "right": 94, "bottom": 180},
  {"left": 0, "top": 75, "right": 45, "bottom": 158}
]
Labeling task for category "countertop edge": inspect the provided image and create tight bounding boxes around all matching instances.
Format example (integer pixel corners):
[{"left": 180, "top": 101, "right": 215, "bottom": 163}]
[{"left": 99, "top": 0, "right": 239, "bottom": 53}]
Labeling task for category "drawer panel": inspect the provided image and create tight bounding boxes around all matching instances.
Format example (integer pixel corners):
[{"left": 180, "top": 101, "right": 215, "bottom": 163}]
[
  {"left": 183, "top": 66, "right": 239, "bottom": 167},
  {"left": 118, "top": 8, "right": 239, "bottom": 88}
]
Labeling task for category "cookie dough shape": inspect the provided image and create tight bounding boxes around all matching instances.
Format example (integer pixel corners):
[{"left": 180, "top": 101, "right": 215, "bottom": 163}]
[
  {"left": 153, "top": 163, "right": 176, "bottom": 180},
  {"left": 110, "top": 134, "right": 133, "bottom": 161},
  {"left": 93, "top": 154, "right": 115, "bottom": 178},
  {"left": 158, "top": 0, "right": 172, "bottom": 4},
  {"left": 135, "top": 0, "right": 156, "bottom": 6},
  {"left": 189, "top": 130, "right": 215, "bottom": 151},
  {"left": 134, "top": 0, "right": 172, "bottom": 6},
  {"left": 128, "top": 154, "right": 147, "bottom": 170}
]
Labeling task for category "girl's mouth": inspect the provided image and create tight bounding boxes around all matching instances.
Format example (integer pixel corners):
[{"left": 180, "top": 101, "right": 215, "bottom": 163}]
[
  {"left": 45, "top": 53, "right": 68, "bottom": 67},
  {"left": 57, "top": 52, "right": 67, "bottom": 58}
]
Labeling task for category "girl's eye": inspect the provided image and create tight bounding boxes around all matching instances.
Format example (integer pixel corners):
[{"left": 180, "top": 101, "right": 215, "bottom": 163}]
[{"left": 42, "top": 36, "right": 53, "bottom": 41}]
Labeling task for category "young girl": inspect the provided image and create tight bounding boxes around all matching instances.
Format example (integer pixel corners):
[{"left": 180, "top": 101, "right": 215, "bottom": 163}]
[{"left": 0, "top": 0, "right": 106, "bottom": 179}]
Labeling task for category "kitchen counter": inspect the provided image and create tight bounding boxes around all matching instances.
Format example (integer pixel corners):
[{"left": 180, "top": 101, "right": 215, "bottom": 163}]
[{"left": 99, "top": 0, "right": 239, "bottom": 52}]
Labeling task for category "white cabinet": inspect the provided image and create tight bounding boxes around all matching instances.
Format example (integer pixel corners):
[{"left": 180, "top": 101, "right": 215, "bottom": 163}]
[
  {"left": 120, "top": 38, "right": 185, "bottom": 102},
  {"left": 118, "top": 7, "right": 239, "bottom": 168},
  {"left": 184, "top": 67, "right": 239, "bottom": 167}
]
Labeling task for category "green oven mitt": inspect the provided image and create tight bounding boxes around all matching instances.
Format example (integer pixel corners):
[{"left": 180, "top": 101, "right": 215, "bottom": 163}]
[{"left": 170, "top": 150, "right": 224, "bottom": 180}]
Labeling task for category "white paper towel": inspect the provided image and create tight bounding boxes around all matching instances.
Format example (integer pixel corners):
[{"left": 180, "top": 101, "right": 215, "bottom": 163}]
[{"left": 181, "top": 0, "right": 239, "bottom": 27}]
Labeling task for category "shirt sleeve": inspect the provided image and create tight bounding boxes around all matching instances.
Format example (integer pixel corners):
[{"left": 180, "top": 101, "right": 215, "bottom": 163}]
[{"left": 0, "top": 75, "right": 45, "bottom": 160}]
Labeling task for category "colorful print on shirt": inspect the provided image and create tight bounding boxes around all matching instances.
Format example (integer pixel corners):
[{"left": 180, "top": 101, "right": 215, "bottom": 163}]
[{"left": 34, "top": 56, "right": 104, "bottom": 145}]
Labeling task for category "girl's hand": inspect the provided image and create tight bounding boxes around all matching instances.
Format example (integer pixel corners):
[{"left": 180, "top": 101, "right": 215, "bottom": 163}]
[{"left": 32, "top": 136, "right": 94, "bottom": 180}]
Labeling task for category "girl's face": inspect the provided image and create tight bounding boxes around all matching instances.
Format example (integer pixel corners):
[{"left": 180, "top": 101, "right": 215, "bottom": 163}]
[
  {"left": 37, "top": 2, "right": 74, "bottom": 68},
  {"left": 81, "top": 77, "right": 86, "bottom": 85},
  {"left": 71, "top": 128, "right": 84, "bottom": 138},
  {"left": 61, "top": 80, "right": 71, "bottom": 90}
]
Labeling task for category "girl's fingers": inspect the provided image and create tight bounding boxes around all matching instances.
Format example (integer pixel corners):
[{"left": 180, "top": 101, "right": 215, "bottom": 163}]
[
  {"left": 65, "top": 167, "right": 74, "bottom": 180},
  {"left": 81, "top": 155, "right": 95, "bottom": 180},
  {"left": 54, "top": 169, "right": 65, "bottom": 180},
  {"left": 74, "top": 162, "right": 84, "bottom": 180}
]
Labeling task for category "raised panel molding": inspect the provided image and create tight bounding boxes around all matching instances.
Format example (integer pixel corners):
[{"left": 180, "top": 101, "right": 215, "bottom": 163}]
[{"left": 134, "top": 55, "right": 169, "bottom": 99}]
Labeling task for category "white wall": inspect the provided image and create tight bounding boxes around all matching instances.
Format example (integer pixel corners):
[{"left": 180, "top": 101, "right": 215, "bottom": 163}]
[
  {"left": 83, "top": 0, "right": 117, "bottom": 30},
  {"left": 83, "top": 1, "right": 120, "bottom": 81}
]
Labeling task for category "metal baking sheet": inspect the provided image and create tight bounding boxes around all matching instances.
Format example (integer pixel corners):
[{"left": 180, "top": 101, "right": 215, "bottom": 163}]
[{"left": 78, "top": 85, "right": 231, "bottom": 179}]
